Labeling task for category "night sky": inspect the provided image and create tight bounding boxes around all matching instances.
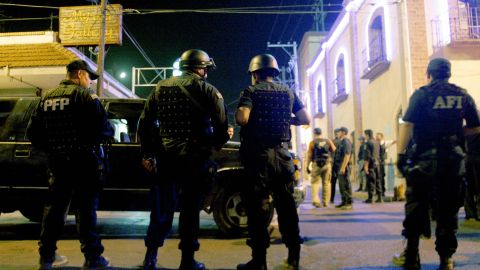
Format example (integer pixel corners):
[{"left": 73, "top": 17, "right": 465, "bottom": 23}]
[{"left": 1, "top": 0, "right": 343, "bottom": 119}]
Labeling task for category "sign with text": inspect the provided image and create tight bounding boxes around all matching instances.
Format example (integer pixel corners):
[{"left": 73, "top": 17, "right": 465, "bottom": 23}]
[{"left": 59, "top": 4, "right": 122, "bottom": 46}]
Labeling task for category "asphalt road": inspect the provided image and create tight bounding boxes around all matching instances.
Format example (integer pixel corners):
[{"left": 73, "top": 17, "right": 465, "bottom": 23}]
[{"left": 1, "top": 191, "right": 479, "bottom": 270}]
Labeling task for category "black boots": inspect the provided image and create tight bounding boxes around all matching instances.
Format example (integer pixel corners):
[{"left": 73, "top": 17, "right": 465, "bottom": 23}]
[
  {"left": 142, "top": 248, "right": 157, "bottom": 270},
  {"left": 392, "top": 238, "right": 420, "bottom": 270},
  {"left": 179, "top": 250, "right": 205, "bottom": 270},
  {"left": 237, "top": 259, "right": 267, "bottom": 270},
  {"left": 286, "top": 245, "right": 300, "bottom": 270},
  {"left": 237, "top": 250, "right": 267, "bottom": 270},
  {"left": 439, "top": 256, "right": 454, "bottom": 270}
]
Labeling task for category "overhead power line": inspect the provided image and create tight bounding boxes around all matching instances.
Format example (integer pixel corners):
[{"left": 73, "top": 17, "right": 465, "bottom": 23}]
[{"left": 0, "top": 3, "right": 58, "bottom": 9}]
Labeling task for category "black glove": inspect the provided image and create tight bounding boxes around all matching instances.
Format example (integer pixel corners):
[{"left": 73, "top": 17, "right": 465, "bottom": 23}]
[{"left": 397, "top": 153, "right": 408, "bottom": 177}]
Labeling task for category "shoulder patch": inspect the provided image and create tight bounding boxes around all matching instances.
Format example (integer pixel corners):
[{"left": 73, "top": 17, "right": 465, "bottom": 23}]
[{"left": 90, "top": 94, "right": 99, "bottom": 100}]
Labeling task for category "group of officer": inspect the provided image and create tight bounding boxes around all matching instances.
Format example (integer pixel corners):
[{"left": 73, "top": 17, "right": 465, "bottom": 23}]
[
  {"left": 26, "top": 49, "right": 479, "bottom": 270},
  {"left": 27, "top": 50, "right": 309, "bottom": 270}
]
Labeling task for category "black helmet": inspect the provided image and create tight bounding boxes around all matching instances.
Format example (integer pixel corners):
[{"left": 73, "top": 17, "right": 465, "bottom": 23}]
[
  {"left": 248, "top": 54, "right": 280, "bottom": 76},
  {"left": 179, "top": 49, "right": 216, "bottom": 70}
]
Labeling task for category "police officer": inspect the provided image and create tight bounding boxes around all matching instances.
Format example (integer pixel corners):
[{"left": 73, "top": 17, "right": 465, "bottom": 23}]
[
  {"left": 236, "top": 54, "right": 311, "bottom": 270},
  {"left": 356, "top": 136, "right": 367, "bottom": 192},
  {"left": 331, "top": 128, "right": 342, "bottom": 203},
  {"left": 394, "top": 58, "right": 480, "bottom": 270},
  {"left": 306, "top": 128, "right": 336, "bottom": 207},
  {"left": 139, "top": 49, "right": 229, "bottom": 270},
  {"left": 333, "top": 127, "right": 353, "bottom": 210},
  {"left": 375, "top": 132, "right": 387, "bottom": 197},
  {"left": 364, "top": 129, "right": 382, "bottom": 203},
  {"left": 27, "top": 60, "right": 114, "bottom": 270}
]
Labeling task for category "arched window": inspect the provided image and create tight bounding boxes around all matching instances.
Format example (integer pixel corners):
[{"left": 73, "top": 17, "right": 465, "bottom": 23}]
[
  {"left": 317, "top": 80, "right": 324, "bottom": 113},
  {"left": 368, "top": 15, "right": 386, "bottom": 66},
  {"left": 336, "top": 55, "right": 346, "bottom": 96}
]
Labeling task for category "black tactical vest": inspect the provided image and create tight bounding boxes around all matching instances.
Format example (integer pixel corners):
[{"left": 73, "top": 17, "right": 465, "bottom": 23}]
[
  {"left": 247, "top": 88, "right": 292, "bottom": 143},
  {"left": 313, "top": 139, "right": 330, "bottom": 166},
  {"left": 155, "top": 83, "right": 212, "bottom": 140},
  {"left": 414, "top": 82, "right": 466, "bottom": 147},
  {"left": 40, "top": 85, "right": 84, "bottom": 152}
]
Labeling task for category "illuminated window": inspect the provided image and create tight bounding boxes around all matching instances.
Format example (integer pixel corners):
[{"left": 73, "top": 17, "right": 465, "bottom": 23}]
[{"left": 336, "top": 55, "right": 346, "bottom": 96}]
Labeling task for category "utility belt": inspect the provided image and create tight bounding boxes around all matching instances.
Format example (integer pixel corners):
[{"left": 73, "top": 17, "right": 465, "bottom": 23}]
[
  {"left": 406, "top": 143, "right": 465, "bottom": 178},
  {"left": 314, "top": 158, "right": 329, "bottom": 168}
]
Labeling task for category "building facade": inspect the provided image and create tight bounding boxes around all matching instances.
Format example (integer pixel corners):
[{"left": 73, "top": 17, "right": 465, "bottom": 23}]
[
  {"left": 299, "top": 0, "right": 480, "bottom": 166},
  {"left": 0, "top": 31, "right": 136, "bottom": 98}
]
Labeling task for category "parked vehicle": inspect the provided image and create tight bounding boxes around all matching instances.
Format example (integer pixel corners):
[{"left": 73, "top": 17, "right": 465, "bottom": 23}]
[{"left": 0, "top": 96, "right": 305, "bottom": 235}]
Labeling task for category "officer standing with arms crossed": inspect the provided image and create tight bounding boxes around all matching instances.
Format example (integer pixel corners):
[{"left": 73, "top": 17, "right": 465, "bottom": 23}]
[
  {"left": 235, "top": 54, "right": 311, "bottom": 270},
  {"left": 393, "top": 58, "right": 480, "bottom": 270},
  {"left": 306, "top": 128, "right": 336, "bottom": 207},
  {"left": 138, "top": 49, "right": 229, "bottom": 270},
  {"left": 27, "top": 60, "right": 114, "bottom": 270}
]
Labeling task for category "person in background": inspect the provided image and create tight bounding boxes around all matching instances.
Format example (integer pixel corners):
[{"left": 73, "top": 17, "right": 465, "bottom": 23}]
[
  {"left": 356, "top": 136, "right": 367, "bottom": 192},
  {"left": 228, "top": 124, "right": 235, "bottom": 140},
  {"left": 333, "top": 127, "right": 353, "bottom": 210},
  {"left": 306, "top": 128, "right": 336, "bottom": 207},
  {"left": 330, "top": 128, "right": 342, "bottom": 204}
]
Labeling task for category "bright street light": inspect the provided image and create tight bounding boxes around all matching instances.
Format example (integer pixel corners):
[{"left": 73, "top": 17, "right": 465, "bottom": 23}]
[{"left": 119, "top": 72, "right": 126, "bottom": 79}]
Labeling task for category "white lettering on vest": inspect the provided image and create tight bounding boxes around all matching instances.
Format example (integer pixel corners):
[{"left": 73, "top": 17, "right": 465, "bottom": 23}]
[
  {"left": 432, "top": 96, "right": 463, "bottom": 109},
  {"left": 43, "top": 98, "right": 70, "bottom": 111}
]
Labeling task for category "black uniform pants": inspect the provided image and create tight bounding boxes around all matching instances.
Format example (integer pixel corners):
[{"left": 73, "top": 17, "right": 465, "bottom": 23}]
[
  {"left": 464, "top": 157, "right": 480, "bottom": 220},
  {"left": 39, "top": 153, "right": 104, "bottom": 261},
  {"left": 402, "top": 156, "right": 464, "bottom": 257},
  {"left": 366, "top": 164, "right": 382, "bottom": 199},
  {"left": 240, "top": 144, "right": 302, "bottom": 253},
  {"left": 144, "top": 155, "right": 210, "bottom": 252},
  {"left": 337, "top": 166, "right": 352, "bottom": 205},
  {"left": 379, "top": 162, "right": 386, "bottom": 195},
  {"left": 331, "top": 164, "right": 339, "bottom": 203}
]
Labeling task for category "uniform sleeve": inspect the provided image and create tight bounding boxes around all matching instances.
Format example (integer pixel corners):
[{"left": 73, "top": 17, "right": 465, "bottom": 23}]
[
  {"left": 464, "top": 94, "right": 480, "bottom": 128},
  {"left": 92, "top": 97, "right": 114, "bottom": 140},
  {"left": 292, "top": 91, "right": 305, "bottom": 114},
  {"left": 403, "top": 90, "right": 423, "bottom": 123},
  {"left": 138, "top": 90, "right": 159, "bottom": 157},
  {"left": 208, "top": 86, "right": 229, "bottom": 148},
  {"left": 237, "top": 87, "right": 253, "bottom": 109},
  {"left": 307, "top": 141, "right": 315, "bottom": 162},
  {"left": 344, "top": 139, "right": 352, "bottom": 155},
  {"left": 26, "top": 101, "right": 46, "bottom": 149},
  {"left": 364, "top": 141, "right": 373, "bottom": 161}
]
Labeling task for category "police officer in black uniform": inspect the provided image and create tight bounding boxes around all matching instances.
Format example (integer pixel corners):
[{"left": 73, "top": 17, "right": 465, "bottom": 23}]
[
  {"left": 333, "top": 127, "right": 353, "bottom": 210},
  {"left": 393, "top": 58, "right": 480, "bottom": 270},
  {"left": 331, "top": 128, "right": 342, "bottom": 203},
  {"left": 138, "top": 49, "right": 229, "bottom": 270},
  {"left": 364, "top": 129, "right": 382, "bottom": 203},
  {"left": 27, "top": 60, "right": 114, "bottom": 270},
  {"left": 235, "top": 54, "right": 311, "bottom": 270}
]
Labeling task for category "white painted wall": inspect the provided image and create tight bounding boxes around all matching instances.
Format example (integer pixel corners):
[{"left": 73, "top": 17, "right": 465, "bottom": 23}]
[{"left": 450, "top": 60, "right": 480, "bottom": 104}]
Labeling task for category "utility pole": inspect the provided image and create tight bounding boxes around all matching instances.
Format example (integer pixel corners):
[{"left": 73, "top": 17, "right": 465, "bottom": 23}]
[
  {"left": 96, "top": 0, "right": 107, "bottom": 96},
  {"left": 313, "top": 0, "right": 326, "bottom": 32},
  {"left": 267, "top": 41, "right": 304, "bottom": 157}
]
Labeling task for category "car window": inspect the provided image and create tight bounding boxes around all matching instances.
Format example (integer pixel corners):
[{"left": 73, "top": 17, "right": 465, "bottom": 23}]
[
  {"left": 0, "top": 98, "right": 38, "bottom": 142},
  {"left": 106, "top": 101, "right": 144, "bottom": 144}
]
